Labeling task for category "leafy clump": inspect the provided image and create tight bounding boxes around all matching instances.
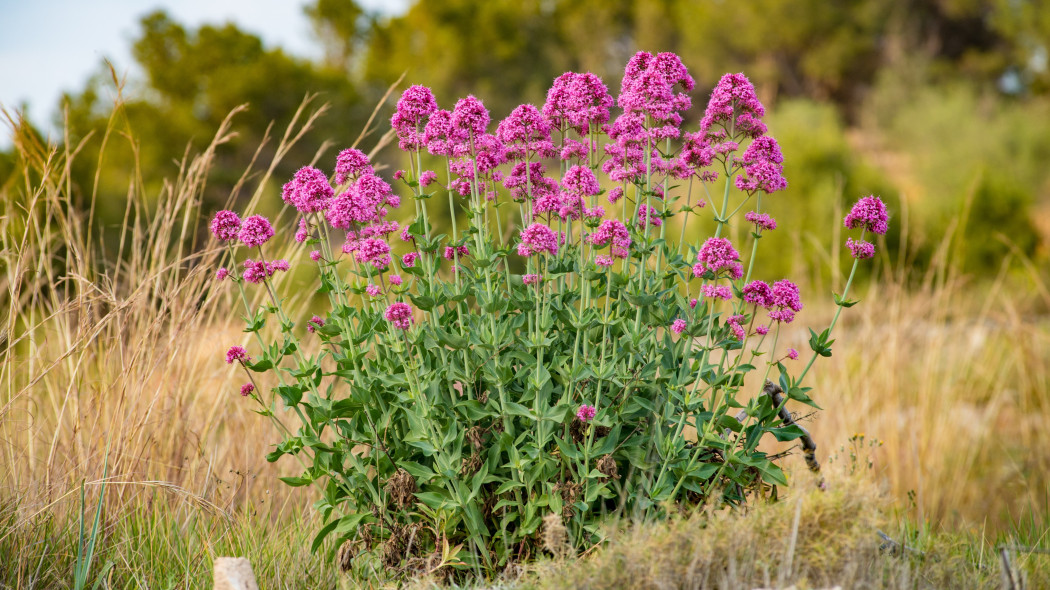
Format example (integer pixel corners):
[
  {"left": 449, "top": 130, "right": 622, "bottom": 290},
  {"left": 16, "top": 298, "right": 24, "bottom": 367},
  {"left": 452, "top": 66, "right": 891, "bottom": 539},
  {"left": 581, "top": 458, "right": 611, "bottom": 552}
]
[{"left": 212, "top": 51, "right": 886, "bottom": 578}]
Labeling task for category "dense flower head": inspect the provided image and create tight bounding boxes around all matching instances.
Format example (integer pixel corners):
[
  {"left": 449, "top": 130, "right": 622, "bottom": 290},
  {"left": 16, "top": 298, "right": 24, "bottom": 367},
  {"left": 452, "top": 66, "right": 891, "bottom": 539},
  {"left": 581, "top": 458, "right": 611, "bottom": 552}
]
[
  {"left": 700, "top": 73, "right": 767, "bottom": 140},
  {"left": 787, "top": 348, "right": 799, "bottom": 360},
  {"left": 366, "top": 284, "right": 381, "bottom": 297},
  {"left": 504, "top": 161, "right": 559, "bottom": 204},
  {"left": 241, "top": 258, "right": 289, "bottom": 284},
  {"left": 561, "top": 165, "right": 601, "bottom": 197},
  {"left": 295, "top": 218, "right": 309, "bottom": 243},
  {"left": 689, "top": 298, "right": 698, "bottom": 309},
  {"left": 756, "top": 325, "right": 769, "bottom": 336},
  {"left": 735, "top": 136, "right": 787, "bottom": 194},
  {"left": 576, "top": 404, "right": 597, "bottom": 422},
  {"left": 588, "top": 219, "right": 632, "bottom": 258},
  {"left": 608, "top": 186, "right": 625, "bottom": 204},
  {"left": 210, "top": 210, "right": 241, "bottom": 242},
  {"left": 451, "top": 95, "right": 490, "bottom": 142},
  {"left": 695, "top": 237, "right": 743, "bottom": 279},
  {"left": 727, "top": 314, "right": 746, "bottom": 340},
  {"left": 419, "top": 170, "right": 438, "bottom": 187},
  {"left": 356, "top": 238, "right": 391, "bottom": 269},
  {"left": 742, "top": 280, "right": 772, "bottom": 307},
  {"left": 702, "top": 284, "right": 733, "bottom": 300},
  {"left": 768, "top": 279, "right": 803, "bottom": 323},
  {"left": 497, "top": 104, "right": 554, "bottom": 160},
  {"left": 517, "top": 223, "right": 559, "bottom": 257},
  {"left": 602, "top": 112, "right": 648, "bottom": 181},
  {"left": 542, "top": 71, "right": 613, "bottom": 133},
  {"left": 240, "top": 383, "right": 254, "bottom": 397},
  {"left": 389, "top": 274, "right": 403, "bottom": 286},
  {"left": 391, "top": 85, "right": 439, "bottom": 151},
  {"left": 595, "top": 254, "right": 614, "bottom": 267},
  {"left": 384, "top": 302, "right": 414, "bottom": 330},
  {"left": 522, "top": 273, "right": 541, "bottom": 285},
  {"left": 745, "top": 211, "right": 777, "bottom": 231},
  {"left": 637, "top": 204, "right": 662, "bottom": 227},
  {"left": 215, "top": 267, "right": 229, "bottom": 281},
  {"left": 225, "top": 346, "right": 250, "bottom": 365},
  {"left": 679, "top": 131, "right": 716, "bottom": 178},
  {"left": 844, "top": 195, "right": 889, "bottom": 235},
  {"left": 444, "top": 245, "right": 470, "bottom": 261},
  {"left": 423, "top": 109, "right": 455, "bottom": 156},
  {"left": 847, "top": 237, "right": 876, "bottom": 259},
  {"left": 238, "top": 215, "right": 275, "bottom": 248},
  {"left": 283, "top": 166, "right": 334, "bottom": 213},
  {"left": 334, "top": 148, "right": 373, "bottom": 185},
  {"left": 309, "top": 250, "right": 322, "bottom": 261},
  {"left": 671, "top": 318, "right": 687, "bottom": 334},
  {"left": 326, "top": 174, "right": 396, "bottom": 230},
  {"left": 401, "top": 252, "right": 420, "bottom": 268},
  {"left": 618, "top": 51, "right": 694, "bottom": 126},
  {"left": 307, "top": 315, "right": 325, "bottom": 333},
  {"left": 559, "top": 138, "right": 590, "bottom": 161}
]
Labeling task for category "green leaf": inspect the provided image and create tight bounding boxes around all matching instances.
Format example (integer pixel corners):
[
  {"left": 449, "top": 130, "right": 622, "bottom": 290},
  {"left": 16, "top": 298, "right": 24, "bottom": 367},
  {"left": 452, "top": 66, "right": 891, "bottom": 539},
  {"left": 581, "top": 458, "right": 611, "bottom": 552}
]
[{"left": 278, "top": 476, "right": 313, "bottom": 487}]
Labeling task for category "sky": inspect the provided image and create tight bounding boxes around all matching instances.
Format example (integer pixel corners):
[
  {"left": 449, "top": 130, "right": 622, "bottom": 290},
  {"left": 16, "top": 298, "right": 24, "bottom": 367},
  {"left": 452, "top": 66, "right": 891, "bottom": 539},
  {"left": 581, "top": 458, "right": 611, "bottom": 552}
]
[{"left": 0, "top": 0, "right": 407, "bottom": 147}]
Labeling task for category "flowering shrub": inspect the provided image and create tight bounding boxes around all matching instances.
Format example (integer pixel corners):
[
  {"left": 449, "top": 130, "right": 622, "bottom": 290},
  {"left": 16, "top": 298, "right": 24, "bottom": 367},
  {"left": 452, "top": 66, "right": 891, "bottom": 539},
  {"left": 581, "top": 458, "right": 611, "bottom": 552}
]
[{"left": 213, "top": 52, "right": 887, "bottom": 576}]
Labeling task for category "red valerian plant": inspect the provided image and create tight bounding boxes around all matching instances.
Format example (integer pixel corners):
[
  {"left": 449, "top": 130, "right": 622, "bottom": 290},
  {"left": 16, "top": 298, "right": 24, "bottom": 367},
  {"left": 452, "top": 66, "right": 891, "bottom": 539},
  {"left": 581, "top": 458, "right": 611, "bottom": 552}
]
[{"left": 213, "top": 52, "right": 887, "bottom": 578}]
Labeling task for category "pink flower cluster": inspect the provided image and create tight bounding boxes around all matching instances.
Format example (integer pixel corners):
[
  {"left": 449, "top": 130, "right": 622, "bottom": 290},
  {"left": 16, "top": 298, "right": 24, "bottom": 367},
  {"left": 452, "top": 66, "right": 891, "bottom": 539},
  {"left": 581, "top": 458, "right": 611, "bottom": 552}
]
[
  {"left": 242, "top": 258, "right": 289, "bottom": 284},
  {"left": 735, "top": 136, "right": 787, "bottom": 194},
  {"left": 307, "top": 315, "right": 325, "bottom": 333},
  {"left": 743, "top": 279, "right": 803, "bottom": 324},
  {"left": 225, "top": 346, "right": 250, "bottom": 365},
  {"left": 210, "top": 210, "right": 241, "bottom": 242},
  {"left": 517, "top": 223, "right": 559, "bottom": 257},
  {"left": 745, "top": 211, "right": 777, "bottom": 231},
  {"left": 576, "top": 404, "right": 597, "bottom": 422},
  {"left": 384, "top": 302, "right": 414, "bottom": 330},
  {"left": 238, "top": 215, "right": 275, "bottom": 248},
  {"left": 588, "top": 219, "right": 631, "bottom": 258},
  {"left": 844, "top": 195, "right": 889, "bottom": 235},
  {"left": 282, "top": 167, "right": 334, "bottom": 214},
  {"left": 542, "top": 72, "right": 613, "bottom": 134},
  {"left": 847, "top": 237, "right": 875, "bottom": 259},
  {"left": 391, "top": 85, "right": 439, "bottom": 151},
  {"left": 618, "top": 51, "right": 694, "bottom": 128},
  {"left": 693, "top": 238, "right": 743, "bottom": 280},
  {"left": 334, "top": 148, "right": 373, "bottom": 185}
]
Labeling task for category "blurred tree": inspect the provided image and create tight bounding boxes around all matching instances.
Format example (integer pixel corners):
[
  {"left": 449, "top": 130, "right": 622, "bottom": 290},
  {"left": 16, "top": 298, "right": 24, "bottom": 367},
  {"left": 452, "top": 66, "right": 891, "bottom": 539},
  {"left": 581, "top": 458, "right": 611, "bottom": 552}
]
[{"left": 59, "top": 10, "right": 369, "bottom": 247}]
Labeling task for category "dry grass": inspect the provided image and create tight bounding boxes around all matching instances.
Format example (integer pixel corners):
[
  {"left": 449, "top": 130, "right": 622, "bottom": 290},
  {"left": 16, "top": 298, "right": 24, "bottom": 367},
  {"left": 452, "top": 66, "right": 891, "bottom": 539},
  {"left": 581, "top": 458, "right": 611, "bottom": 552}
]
[{"left": 1, "top": 96, "right": 1048, "bottom": 587}]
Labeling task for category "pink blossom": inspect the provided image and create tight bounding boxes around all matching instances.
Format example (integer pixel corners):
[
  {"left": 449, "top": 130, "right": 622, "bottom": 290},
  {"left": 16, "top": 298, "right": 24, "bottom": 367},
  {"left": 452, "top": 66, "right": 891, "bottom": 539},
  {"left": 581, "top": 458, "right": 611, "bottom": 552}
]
[
  {"left": 517, "top": 223, "right": 559, "bottom": 257},
  {"left": 735, "top": 136, "right": 787, "bottom": 194},
  {"left": 210, "top": 210, "right": 241, "bottom": 242},
  {"left": 309, "top": 250, "right": 322, "bottom": 262},
  {"left": 608, "top": 187, "right": 625, "bottom": 204},
  {"left": 237, "top": 215, "right": 274, "bottom": 248},
  {"left": 542, "top": 71, "right": 613, "bottom": 134},
  {"left": 756, "top": 325, "right": 769, "bottom": 336},
  {"left": 295, "top": 218, "right": 309, "bottom": 243},
  {"left": 444, "top": 245, "right": 470, "bottom": 260},
  {"left": 576, "top": 404, "right": 597, "bottom": 422},
  {"left": 356, "top": 238, "right": 391, "bottom": 269},
  {"left": 727, "top": 315, "right": 746, "bottom": 340},
  {"left": 689, "top": 298, "right": 698, "bottom": 309},
  {"left": 702, "top": 284, "right": 733, "bottom": 300},
  {"left": 282, "top": 166, "right": 334, "bottom": 213},
  {"left": 787, "top": 348, "right": 799, "bottom": 360},
  {"left": 847, "top": 237, "right": 876, "bottom": 259},
  {"left": 497, "top": 104, "right": 554, "bottom": 160},
  {"left": 401, "top": 252, "right": 420, "bottom": 268},
  {"left": 451, "top": 95, "right": 490, "bottom": 142},
  {"left": 392, "top": 85, "right": 439, "bottom": 151},
  {"left": 420, "top": 170, "right": 438, "bottom": 187},
  {"left": 699, "top": 73, "right": 767, "bottom": 142},
  {"left": 240, "top": 383, "right": 255, "bottom": 397},
  {"left": 334, "top": 148, "right": 372, "bottom": 185},
  {"left": 671, "top": 319, "right": 687, "bottom": 334},
  {"left": 384, "top": 302, "right": 414, "bottom": 330},
  {"left": 589, "top": 219, "right": 632, "bottom": 258},
  {"left": 366, "top": 284, "right": 381, "bottom": 297},
  {"left": 523, "top": 273, "right": 541, "bottom": 285},
  {"left": 225, "top": 346, "right": 250, "bottom": 365},
  {"left": 695, "top": 237, "right": 743, "bottom": 279},
  {"left": 215, "top": 268, "right": 229, "bottom": 281},
  {"left": 307, "top": 315, "right": 325, "bottom": 333},
  {"left": 745, "top": 211, "right": 777, "bottom": 231},
  {"left": 742, "top": 280, "right": 772, "bottom": 307},
  {"left": 637, "top": 203, "right": 662, "bottom": 227},
  {"left": 844, "top": 195, "right": 889, "bottom": 235},
  {"left": 595, "top": 254, "right": 614, "bottom": 267}
]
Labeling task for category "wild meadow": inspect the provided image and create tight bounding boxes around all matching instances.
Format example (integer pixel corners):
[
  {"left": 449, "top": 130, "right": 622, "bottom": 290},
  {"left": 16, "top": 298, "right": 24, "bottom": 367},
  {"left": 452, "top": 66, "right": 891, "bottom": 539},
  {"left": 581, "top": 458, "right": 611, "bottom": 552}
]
[{"left": 3, "top": 43, "right": 1050, "bottom": 590}]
